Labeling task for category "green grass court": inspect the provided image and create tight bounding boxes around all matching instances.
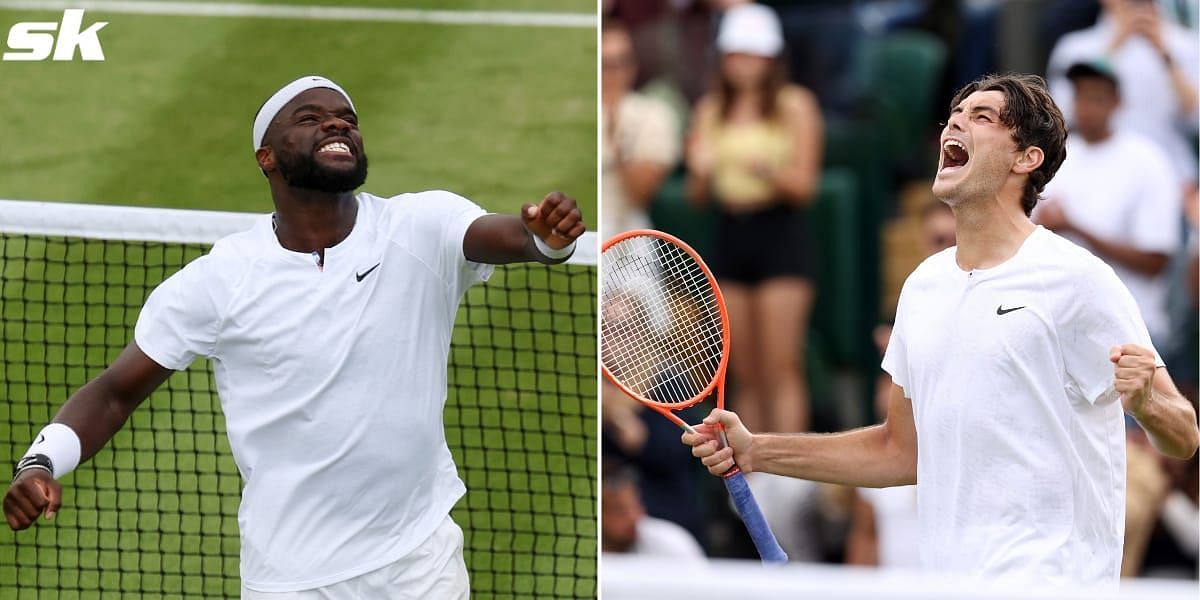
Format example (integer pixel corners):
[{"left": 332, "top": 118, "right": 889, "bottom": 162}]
[{"left": 0, "top": 1, "right": 596, "bottom": 597}]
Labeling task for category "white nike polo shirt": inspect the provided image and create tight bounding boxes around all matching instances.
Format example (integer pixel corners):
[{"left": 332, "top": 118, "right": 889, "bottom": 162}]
[
  {"left": 135, "top": 191, "right": 491, "bottom": 591},
  {"left": 883, "top": 226, "right": 1161, "bottom": 586}
]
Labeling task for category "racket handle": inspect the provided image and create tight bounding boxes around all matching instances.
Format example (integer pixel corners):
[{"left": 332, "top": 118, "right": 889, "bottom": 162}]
[{"left": 723, "top": 470, "right": 788, "bottom": 565}]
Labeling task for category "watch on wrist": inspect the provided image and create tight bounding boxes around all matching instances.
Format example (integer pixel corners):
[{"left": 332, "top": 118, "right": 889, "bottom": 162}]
[{"left": 13, "top": 454, "right": 54, "bottom": 480}]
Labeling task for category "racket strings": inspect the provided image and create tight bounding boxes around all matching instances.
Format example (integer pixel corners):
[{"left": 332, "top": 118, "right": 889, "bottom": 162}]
[{"left": 601, "top": 236, "right": 725, "bottom": 405}]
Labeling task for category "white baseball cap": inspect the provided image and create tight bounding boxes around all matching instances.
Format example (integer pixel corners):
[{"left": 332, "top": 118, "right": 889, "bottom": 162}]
[
  {"left": 252, "top": 75, "right": 355, "bottom": 150},
  {"left": 716, "top": 3, "right": 784, "bottom": 58}
]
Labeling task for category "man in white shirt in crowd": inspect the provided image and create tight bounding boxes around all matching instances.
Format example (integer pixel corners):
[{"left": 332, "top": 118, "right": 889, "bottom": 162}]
[
  {"left": 684, "top": 73, "right": 1198, "bottom": 586},
  {"left": 1047, "top": 0, "right": 1198, "bottom": 188},
  {"left": 601, "top": 19, "right": 680, "bottom": 236},
  {"left": 2, "top": 76, "right": 586, "bottom": 598},
  {"left": 601, "top": 460, "right": 705, "bottom": 560},
  {"left": 1034, "top": 59, "right": 1181, "bottom": 344}
]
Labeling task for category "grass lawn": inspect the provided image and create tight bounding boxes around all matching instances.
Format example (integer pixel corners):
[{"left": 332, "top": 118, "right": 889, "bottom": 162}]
[{"left": 0, "top": 2, "right": 596, "bottom": 597}]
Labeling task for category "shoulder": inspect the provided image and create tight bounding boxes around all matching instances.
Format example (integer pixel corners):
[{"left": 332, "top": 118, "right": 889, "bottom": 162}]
[
  {"left": 373, "top": 189, "right": 477, "bottom": 210},
  {"left": 1048, "top": 25, "right": 1103, "bottom": 65},
  {"left": 623, "top": 92, "right": 672, "bottom": 118},
  {"left": 636, "top": 516, "right": 705, "bottom": 558},
  {"left": 368, "top": 190, "right": 483, "bottom": 224},
  {"left": 777, "top": 85, "right": 819, "bottom": 115},
  {"left": 186, "top": 216, "right": 271, "bottom": 284},
  {"left": 1114, "top": 132, "right": 1173, "bottom": 169},
  {"left": 693, "top": 93, "right": 720, "bottom": 124},
  {"left": 902, "top": 247, "right": 956, "bottom": 292},
  {"left": 1028, "top": 227, "right": 1118, "bottom": 286},
  {"left": 621, "top": 92, "right": 678, "bottom": 134}
]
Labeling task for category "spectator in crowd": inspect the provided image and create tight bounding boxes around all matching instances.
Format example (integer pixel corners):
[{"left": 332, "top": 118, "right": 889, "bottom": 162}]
[
  {"left": 917, "top": 200, "right": 957, "bottom": 257},
  {"left": 844, "top": 419, "right": 920, "bottom": 569},
  {"left": 1034, "top": 60, "right": 1181, "bottom": 344},
  {"left": 1047, "top": 0, "right": 1198, "bottom": 189},
  {"left": 601, "top": 379, "right": 708, "bottom": 545},
  {"left": 602, "top": 19, "right": 681, "bottom": 237},
  {"left": 1124, "top": 415, "right": 1199, "bottom": 579},
  {"left": 685, "top": 2, "right": 824, "bottom": 434},
  {"left": 1123, "top": 424, "right": 1173, "bottom": 577},
  {"left": 1163, "top": 186, "right": 1199, "bottom": 403},
  {"left": 601, "top": 459, "right": 707, "bottom": 560}
]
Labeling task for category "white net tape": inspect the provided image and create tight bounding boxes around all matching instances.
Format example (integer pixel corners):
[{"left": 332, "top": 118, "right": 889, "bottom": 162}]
[
  {"left": 0, "top": 198, "right": 598, "bottom": 266},
  {"left": 601, "top": 234, "right": 724, "bottom": 405}
]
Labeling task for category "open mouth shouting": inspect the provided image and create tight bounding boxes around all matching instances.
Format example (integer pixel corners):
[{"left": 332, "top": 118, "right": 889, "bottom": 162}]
[{"left": 939, "top": 137, "right": 969, "bottom": 175}]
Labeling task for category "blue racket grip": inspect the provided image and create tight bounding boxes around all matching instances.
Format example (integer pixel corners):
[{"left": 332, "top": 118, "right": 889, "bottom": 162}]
[{"left": 723, "top": 470, "right": 788, "bottom": 565}]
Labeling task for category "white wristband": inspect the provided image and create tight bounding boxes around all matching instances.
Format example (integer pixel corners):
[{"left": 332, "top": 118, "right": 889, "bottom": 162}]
[
  {"left": 532, "top": 234, "right": 576, "bottom": 261},
  {"left": 24, "top": 423, "right": 82, "bottom": 480}
]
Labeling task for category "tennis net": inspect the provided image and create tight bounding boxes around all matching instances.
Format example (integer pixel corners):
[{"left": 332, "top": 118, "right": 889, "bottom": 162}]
[{"left": 0, "top": 198, "right": 597, "bottom": 598}]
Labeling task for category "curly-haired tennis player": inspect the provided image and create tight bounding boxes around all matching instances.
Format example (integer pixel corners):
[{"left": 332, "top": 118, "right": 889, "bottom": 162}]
[{"left": 684, "top": 73, "right": 1197, "bottom": 586}]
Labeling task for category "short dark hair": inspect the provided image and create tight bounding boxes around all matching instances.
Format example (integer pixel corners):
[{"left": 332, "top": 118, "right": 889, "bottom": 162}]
[
  {"left": 1065, "top": 60, "right": 1119, "bottom": 95},
  {"left": 949, "top": 73, "right": 1067, "bottom": 216},
  {"left": 601, "top": 458, "right": 639, "bottom": 492}
]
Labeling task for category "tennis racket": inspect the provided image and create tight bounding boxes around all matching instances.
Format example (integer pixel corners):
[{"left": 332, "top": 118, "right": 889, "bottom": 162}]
[{"left": 600, "top": 229, "right": 788, "bottom": 565}]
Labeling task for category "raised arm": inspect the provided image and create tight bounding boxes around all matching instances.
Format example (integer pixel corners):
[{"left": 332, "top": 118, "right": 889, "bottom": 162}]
[
  {"left": 682, "top": 382, "right": 918, "bottom": 488},
  {"left": 1113, "top": 344, "right": 1199, "bottom": 459},
  {"left": 4, "top": 342, "right": 173, "bottom": 530},
  {"left": 463, "top": 191, "right": 586, "bottom": 265}
]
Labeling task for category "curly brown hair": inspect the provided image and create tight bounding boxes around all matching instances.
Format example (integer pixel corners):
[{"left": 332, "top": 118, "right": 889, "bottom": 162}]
[{"left": 949, "top": 73, "right": 1067, "bottom": 216}]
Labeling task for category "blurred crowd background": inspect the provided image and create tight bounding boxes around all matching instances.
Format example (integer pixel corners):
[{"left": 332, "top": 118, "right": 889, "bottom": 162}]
[{"left": 600, "top": 0, "right": 1199, "bottom": 580}]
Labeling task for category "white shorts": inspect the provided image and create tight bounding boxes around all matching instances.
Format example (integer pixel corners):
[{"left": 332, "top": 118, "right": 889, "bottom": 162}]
[{"left": 241, "top": 515, "right": 470, "bottom": 599}]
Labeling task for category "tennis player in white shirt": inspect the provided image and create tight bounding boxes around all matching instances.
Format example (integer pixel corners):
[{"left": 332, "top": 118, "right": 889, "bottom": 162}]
[
  {"left": 683, "top": 73, "right": 1197, "bottom": 586},
  {"left": 3, "top": 76, "right": 586, "bottom": 598}
]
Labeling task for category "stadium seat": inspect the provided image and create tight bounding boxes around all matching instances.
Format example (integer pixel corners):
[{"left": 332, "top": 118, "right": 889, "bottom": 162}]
[
  {"left": 806, "top": 167, "right": 860, "bottom": 366},
  {"left": 851, "top": 30, "right": 948, "bottom": 175},
  {"left": 648, "top": 165, "right": 717, "bottom": 259}
]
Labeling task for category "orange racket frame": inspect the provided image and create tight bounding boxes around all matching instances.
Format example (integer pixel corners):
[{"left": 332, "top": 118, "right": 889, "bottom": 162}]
[
  {"left": 600, "top": 228, "right": 789, "bottom": 564},
  {"left": 600, "top": 228, "right": 731, "bottom": 433}
]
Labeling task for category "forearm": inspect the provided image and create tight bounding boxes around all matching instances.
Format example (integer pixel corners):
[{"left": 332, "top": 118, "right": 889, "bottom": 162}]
[
  {"left": 685, "top": 171, "right": 709, "bottom": 206},
  {"left": 51, "top": 376, "right": 139, "bottom": 462},
  {"left": 1131, "top": 385, "right": 1200, "bottom": 459},
  {"left": 751, "top": 425, "right": 916, "bottom": 487},
  {"left": 38, "top": 342, "right": 172, "bottom": 466},
  {"left": 1166, "top": 61, "right": 1198, "bottom": 114},
  {"left": 463, "top": 215, "right": 543, "bottom": 264},
  {"left": 464, "top": 194, "right": 583, "bottom": 265},
  {"left": 1073, "top": 228, "right": 1168, "bottom": 276},
  {"left": 771, "top": 167, "right": 819, "bottom": 207}
]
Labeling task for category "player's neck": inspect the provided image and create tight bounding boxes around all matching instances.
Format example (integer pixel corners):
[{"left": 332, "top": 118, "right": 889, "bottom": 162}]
[
  {"left": 951, "top": 193, "right": 1036, "bottom": 272},
  {"left": 271, "top": 189, "right": 358, "bottom": 255}
]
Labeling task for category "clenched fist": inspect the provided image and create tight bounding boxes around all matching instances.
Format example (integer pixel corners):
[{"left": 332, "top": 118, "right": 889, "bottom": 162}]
[
  {"left": 1111, "top": 344, "right": 1157, "bottom": 415},
  {"left": 4, "top": 469, "right": 62, "bottom": 530}
]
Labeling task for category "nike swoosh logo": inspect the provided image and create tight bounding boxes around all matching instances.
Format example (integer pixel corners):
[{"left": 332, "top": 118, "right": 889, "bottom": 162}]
[
  {"left": 36, "top": 434, "right": 45, "bottom": 444},
  {"left": 355, "top": 263, "right": 381, "bottom": 282},
  {"left": 996, "top": 305, "right": 1025, "bottom": 315}
]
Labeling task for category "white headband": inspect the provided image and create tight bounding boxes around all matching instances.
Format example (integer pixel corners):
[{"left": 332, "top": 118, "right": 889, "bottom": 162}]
[{"left": 252, "top": 75, "right": 355, "bottom": 150}]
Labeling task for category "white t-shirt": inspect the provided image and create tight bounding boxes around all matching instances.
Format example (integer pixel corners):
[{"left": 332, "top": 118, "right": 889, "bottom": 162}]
[
  {"left": 1047, "top": 15, "right": 1199, "bottom": 183},
  {"left": 135, "top": 191, "right": 492, "bottom": 592},
  {"left": 882, "top": 226, "right": 1162, "bottom": 585},
  {"left": 1038, "top": 131, "right": 1182, "bottom": 341},
  {"left": 601, "top": 92, "right": 680, "bottom": 236},
  {"left": 628, "top": 516, "right": 706, "bottom": 560}
]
